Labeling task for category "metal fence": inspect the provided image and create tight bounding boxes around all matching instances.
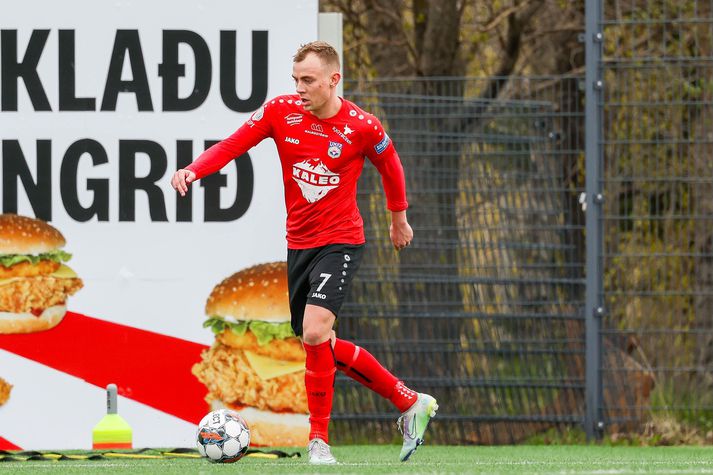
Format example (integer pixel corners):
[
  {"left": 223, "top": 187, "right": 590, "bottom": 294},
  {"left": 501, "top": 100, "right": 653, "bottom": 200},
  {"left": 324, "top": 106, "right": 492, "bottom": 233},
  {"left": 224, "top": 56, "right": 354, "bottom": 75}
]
[
  {"left": 330, "top": 1, "right": 713, "bottom": 445},
  {"left": 336, "top": 77, "right": 587, "bottom": 444},
  {"left": 600, "top": 0, "right": 713, "bottom": 437}
]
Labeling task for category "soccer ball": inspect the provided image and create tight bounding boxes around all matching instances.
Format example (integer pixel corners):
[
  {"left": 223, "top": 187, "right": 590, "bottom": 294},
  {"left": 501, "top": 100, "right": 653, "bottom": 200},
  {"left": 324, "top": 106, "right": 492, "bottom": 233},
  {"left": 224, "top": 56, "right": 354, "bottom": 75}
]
[{"left": 196, "top": 409, "right": 250, "bottom": 463}]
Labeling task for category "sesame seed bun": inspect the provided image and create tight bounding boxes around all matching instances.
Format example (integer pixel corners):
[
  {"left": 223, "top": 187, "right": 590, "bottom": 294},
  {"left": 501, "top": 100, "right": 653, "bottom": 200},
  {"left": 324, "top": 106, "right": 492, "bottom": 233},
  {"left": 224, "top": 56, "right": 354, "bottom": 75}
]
[
  {"left": 0, "top": 214, "right": 65, "bottom": 254},
  {"left": 205, "top": 262, "right": 289, "bottom": 323}
]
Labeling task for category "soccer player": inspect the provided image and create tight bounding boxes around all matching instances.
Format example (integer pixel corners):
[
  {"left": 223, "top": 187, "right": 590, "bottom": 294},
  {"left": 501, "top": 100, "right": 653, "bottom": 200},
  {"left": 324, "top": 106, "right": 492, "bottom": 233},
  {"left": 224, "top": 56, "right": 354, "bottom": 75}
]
[{"left": 171, "top": 41, "right": 437, "bottom": 464}]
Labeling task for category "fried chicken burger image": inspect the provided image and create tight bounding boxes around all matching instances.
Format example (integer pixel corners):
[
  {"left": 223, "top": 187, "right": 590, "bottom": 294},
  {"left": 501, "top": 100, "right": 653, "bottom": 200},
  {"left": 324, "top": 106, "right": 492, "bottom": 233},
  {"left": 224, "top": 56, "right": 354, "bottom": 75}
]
[
  {"left": 0, "top": 214, "right": 83, "bottom": 334},
  {"left": 192, "top": 262, "right": 309, "bottom": 446}
]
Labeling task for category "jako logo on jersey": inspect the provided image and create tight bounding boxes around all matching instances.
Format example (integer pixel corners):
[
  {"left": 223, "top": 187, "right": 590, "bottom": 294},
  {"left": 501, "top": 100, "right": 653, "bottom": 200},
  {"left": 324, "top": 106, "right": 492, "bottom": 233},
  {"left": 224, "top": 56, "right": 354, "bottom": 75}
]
[
  {"left": 332, "top": 126, "right": 353, "bottom": 145},
  {"left": 292, "top": 159, "right": 341, "bottom": 203},
  {"left": 285, "top": 113, "right": 303, "bottom": 126},
  {"left": 311, "top": 292, "right": 327, "bottom": 300},
  {"left": 285, "top": 137, "right": 300, "bottom": 144},
  {"left": 328, "top": 141, "right": 343, "bottom": 158},
  {"left": 374, "top": 134, "right": 391, "bottom": 154}
]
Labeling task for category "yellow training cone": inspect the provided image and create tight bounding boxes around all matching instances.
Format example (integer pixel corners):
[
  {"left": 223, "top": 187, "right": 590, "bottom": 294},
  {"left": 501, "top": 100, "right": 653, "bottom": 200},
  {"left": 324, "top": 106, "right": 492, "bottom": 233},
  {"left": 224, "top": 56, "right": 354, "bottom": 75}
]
[{"left": 92, "top": 384, "right": 132, "bottom": 449}]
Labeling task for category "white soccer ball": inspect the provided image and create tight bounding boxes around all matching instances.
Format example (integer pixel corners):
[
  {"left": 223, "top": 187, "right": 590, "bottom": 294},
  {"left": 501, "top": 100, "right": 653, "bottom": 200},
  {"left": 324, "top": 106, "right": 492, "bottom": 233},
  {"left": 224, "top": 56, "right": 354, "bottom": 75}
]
[{"left": 196, "top": 409, "right": 250, "bottom": 463}]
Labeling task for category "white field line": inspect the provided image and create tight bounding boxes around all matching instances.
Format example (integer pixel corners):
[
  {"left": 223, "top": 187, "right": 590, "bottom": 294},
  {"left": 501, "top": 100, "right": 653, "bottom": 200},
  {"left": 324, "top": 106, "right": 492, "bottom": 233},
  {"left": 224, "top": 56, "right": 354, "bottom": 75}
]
[{"left": 4, "top": 459, "right": 713, "bottom": 474}]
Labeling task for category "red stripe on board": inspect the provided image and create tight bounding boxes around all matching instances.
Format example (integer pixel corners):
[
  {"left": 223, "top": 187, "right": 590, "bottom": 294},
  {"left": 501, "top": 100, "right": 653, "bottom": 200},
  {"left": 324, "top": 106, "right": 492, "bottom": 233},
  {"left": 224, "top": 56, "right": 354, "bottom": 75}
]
[
  {"left": 0, "top": 312, "right": 210, "bottom": 424},
  {"left": 92, "top": 442, "right": 133, "bottom": 449},
  {"left": 0, "top": 436, "right": 21, "bottom": 450}
]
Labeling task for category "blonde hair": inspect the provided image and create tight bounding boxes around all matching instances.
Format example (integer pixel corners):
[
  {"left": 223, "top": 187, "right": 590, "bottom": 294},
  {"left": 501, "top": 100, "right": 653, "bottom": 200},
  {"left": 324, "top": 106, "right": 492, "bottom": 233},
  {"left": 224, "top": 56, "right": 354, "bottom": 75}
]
[{"left": 293, "top": 41, "right": 340, "bottom": 70}]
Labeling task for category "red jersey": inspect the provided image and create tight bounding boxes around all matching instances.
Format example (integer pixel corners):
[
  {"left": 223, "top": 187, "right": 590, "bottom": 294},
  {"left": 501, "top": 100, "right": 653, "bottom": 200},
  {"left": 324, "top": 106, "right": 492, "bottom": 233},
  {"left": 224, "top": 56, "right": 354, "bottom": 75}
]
[{"left": 186, "top": 95, "right": 408, "bottom": 249}]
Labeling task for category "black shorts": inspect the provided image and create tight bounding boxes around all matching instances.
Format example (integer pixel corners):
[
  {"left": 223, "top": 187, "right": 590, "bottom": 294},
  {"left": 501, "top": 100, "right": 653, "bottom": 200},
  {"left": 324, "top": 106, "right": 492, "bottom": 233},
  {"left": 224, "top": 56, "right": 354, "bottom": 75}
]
[{"left": 287, "top": 243, "right": 365, "bottom": 336}]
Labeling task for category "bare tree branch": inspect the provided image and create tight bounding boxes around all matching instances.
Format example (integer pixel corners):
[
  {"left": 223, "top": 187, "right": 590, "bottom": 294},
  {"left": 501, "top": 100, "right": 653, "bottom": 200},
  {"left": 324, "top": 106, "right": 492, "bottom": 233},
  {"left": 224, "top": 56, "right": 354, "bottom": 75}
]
[{"left": 468, "top": 1, "right": 533, "bottom": 34}]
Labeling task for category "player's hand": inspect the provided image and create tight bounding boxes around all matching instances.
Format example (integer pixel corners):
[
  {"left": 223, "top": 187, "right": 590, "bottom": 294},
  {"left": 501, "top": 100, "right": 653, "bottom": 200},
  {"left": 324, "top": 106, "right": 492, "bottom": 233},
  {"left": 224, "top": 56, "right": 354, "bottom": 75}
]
[
  {"left": 171, "top": 169, "right": 196, "bottom": 197},
  {"left": 390, "top": 211, "right": 413, "bottom": 251}
]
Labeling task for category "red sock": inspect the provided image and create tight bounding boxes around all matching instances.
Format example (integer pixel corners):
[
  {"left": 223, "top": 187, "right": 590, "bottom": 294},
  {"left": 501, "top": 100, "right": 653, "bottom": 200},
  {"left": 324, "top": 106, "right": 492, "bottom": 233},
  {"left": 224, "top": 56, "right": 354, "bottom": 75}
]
[
  {"left": 304, "top": 340, "right": 336, "bottom": 443},
  {"left": 333, "top": 338, "right": 418, "bottom": 413}
]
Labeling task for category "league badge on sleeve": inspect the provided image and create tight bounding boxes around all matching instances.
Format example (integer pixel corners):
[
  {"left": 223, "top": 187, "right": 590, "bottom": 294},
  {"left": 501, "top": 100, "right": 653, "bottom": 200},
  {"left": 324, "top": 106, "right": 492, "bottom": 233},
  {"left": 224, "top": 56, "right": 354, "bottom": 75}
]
[
  {"left": 247, "top": 105, "right": 265, "bottom": 127},
  {"left": 252, "top": 105, "right": 265, "bottom": 122},
  {"left": 374, "top": 134, "right": 391, "bottom": 154},
  {"left": 328, "top": 141, "right": 343, "bottom": 159}
]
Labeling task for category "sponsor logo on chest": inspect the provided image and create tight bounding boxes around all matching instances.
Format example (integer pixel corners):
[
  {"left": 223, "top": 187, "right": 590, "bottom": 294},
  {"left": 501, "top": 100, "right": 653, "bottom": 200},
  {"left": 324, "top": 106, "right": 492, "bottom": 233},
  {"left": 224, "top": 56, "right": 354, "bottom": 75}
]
[
  {"left": 292, "top": 159, "right": 341, "bottom": 203},
  {"left": 332, "top": 126, "right": 353, "bottom": 145},
  {"left": 285, "top": 136, "right": 300, "bottom": 144},
  {"left": 285, "top": 113, "right": 303, "bottom": 126},
  {"left": 305, "top": 123, "right": 328, "bottom": 138}
]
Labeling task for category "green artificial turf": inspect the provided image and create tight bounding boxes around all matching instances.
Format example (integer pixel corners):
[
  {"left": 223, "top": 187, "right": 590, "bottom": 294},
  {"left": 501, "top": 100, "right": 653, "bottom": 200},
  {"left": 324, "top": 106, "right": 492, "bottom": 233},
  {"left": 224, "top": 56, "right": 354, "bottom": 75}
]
[{"left": 1, "top": 445, "right": 712, "bottom": 474}]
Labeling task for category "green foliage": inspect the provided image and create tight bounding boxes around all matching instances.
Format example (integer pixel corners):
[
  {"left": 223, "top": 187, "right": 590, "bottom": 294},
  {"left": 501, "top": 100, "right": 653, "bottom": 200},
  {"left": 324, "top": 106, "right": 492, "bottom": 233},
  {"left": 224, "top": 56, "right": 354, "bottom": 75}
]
[{"left": 650, "top": 382, "right": 713, "bottom": 434}]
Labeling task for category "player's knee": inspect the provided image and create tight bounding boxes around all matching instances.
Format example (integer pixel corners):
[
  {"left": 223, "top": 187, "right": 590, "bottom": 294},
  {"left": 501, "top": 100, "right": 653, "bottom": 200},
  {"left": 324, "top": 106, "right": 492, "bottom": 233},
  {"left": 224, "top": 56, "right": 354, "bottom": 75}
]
[
  {"left": 302, "top": 304, "right": 335, "bottom": 344},
  {"left": 302, "top": 320, "right": 331, "bottom": 345}
]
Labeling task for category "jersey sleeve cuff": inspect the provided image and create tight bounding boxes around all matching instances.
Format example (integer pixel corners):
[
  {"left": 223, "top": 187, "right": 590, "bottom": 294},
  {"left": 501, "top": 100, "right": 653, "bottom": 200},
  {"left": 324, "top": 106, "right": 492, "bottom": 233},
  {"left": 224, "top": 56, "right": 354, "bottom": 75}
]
[{"left": 387, "top": 202, "right": 409, "bottom": 212}]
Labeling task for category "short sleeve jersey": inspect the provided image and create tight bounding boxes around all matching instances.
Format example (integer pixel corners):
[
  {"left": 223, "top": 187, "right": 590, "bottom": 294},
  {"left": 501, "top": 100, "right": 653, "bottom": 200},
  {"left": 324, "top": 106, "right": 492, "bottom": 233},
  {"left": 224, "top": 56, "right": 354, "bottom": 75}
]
[{"left": 186, "top": 95, "right": 408, "bottom": 249}]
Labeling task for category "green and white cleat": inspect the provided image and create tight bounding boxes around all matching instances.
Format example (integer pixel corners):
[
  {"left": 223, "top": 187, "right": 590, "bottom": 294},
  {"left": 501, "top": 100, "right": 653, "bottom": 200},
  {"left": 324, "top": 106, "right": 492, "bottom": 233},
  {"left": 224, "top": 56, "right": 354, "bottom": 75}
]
[
  {"left": 307, "top": 438, "right": 337, "bottom": 465},
  {"left": 397, "top": 393, "right": 438, "bottom": 462}
]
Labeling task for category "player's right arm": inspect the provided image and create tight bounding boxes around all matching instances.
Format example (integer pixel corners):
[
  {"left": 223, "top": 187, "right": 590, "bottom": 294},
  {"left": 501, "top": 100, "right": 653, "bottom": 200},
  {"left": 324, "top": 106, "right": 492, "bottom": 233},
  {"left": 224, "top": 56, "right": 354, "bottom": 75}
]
[{"left": 171, "top": 102, "right": 274, "bottom": 196}]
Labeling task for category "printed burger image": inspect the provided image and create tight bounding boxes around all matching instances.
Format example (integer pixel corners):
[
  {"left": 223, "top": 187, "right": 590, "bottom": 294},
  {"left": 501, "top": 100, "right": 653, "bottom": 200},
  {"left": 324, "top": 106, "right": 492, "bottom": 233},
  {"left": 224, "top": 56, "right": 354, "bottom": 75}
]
[
  {"left": 0, "top": 214, "right": 83, "bottom": 334},
  {"left": 192, "top": 262, "right": 309, "bottom": 446}
]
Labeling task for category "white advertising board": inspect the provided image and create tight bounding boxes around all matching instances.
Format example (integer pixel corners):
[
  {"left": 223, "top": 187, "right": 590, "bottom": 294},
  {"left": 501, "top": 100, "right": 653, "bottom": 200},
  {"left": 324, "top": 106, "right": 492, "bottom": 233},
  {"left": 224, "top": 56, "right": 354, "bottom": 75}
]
[{"left": 0, "top": 0, "right": 318, "bottom": 450}]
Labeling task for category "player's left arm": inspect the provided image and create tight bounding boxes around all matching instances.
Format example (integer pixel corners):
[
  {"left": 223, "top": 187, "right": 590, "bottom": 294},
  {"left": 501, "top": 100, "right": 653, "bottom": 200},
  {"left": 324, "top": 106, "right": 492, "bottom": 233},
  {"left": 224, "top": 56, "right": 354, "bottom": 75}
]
[{"left": 365, "top": 118, "right": 413, "bottom": 251}]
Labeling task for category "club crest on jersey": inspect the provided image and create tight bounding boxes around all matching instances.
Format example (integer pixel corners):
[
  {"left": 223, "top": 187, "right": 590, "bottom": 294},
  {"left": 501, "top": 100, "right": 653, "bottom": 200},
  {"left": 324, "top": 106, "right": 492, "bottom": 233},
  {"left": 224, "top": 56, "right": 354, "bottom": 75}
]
[
  {"left": 285, "top": 113, "right": 303, "bottom": 126},
  {"left": 328, "top": 141, "right": 343, "bottom": 159},
  {"left": 292, "top": 159, "right": 341, "bottom": 203}
]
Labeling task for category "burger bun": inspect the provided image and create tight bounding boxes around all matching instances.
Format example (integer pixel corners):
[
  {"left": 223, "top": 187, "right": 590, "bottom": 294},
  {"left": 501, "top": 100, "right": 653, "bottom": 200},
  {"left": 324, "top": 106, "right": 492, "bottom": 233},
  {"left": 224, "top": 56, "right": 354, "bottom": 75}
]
[
  {"left": 212, "top": 400, "right": 309, "bottom": 447},
  {"left": 0, "top": 304, "right": 66, "bottom": 334},
  {"left": 0, "top": 214, "right": 66, "bottom": 255},
  {"left": 206, "top": 262, "right": 289, "bottom": 323}
]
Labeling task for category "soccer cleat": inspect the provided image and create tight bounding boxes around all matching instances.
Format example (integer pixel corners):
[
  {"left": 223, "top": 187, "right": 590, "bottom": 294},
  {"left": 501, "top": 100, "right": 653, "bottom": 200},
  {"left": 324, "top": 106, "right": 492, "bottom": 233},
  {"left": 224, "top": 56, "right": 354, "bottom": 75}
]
[
  {"left": 397, "top": 393, "right": 438, "bottom": 462},
  {"left": 307, "top": 438, "right": 337, "bottom": 464}
]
